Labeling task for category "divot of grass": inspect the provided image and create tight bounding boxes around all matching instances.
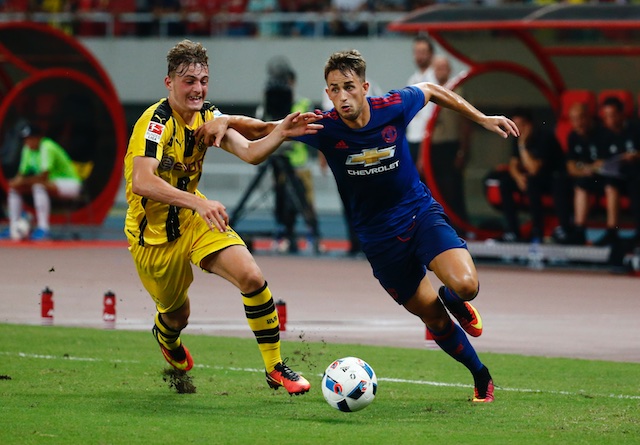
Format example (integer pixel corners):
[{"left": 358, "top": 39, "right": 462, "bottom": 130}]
[{"left": 162, "top": 368, "right": 196, "bottom": 394}]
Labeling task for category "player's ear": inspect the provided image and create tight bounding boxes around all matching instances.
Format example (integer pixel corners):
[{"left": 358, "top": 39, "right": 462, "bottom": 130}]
[
  {"left": 362, "top": 80, "right": 370, "bottom": 95},
  {"left": 164, "top": 75, "right": 172, "bottom": 91}
]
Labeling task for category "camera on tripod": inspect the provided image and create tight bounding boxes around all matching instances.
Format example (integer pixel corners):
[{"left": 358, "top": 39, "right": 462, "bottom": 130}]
[
  {"left": 264, "top": 56, "right": 295, "bottom": 122},
  {"left": 230, "top": 57, "right": 321, "bottom": 254}
]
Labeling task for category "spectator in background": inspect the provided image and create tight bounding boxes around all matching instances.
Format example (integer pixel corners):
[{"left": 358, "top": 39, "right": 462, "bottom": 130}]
[
  {"left": 150, "top": 0, "right": 185, "bottom": 36},
  {"left": 220, "top": 0, "right": 251, "bottom": 36},
  {"left": 247, "top": 0, "right": 280, "bottom": 37},
  {"left": 498, "top": 108, "right": 572, "bottom": 243},
  {"left": 564, "top": 102, "right": 604, "bottom": 245},
  {"left": 596, "top": 96, "right": 640, "bottom": 249},
  {"left": 280, "top": 0, "right": 328, "bottom": 37},
  {"left": 421, "top": 55, "right": 470, "bottom": 225},
  {"left": 329, "top": 0, "right": 370, "bottom": 36},
  {"left": 406, "top": 34, "right": 435, "bottom": 172},
  {"left": 0, "top": 123, "right": 81, "bottom": 241}
]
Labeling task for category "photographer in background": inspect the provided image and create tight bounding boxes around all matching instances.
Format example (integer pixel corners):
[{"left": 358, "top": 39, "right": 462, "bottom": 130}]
[{"left": 258, "top": 57, "right": 320, "bottom": 253}]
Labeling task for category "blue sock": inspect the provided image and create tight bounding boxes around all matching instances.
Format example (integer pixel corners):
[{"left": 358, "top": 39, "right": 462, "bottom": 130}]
[
  {"left": 440, "top": 285, "right": 479, "bottom": 304},
  {"left": 440, "top": 286, "right": 464, "bottom": 305},
  {"left": 428, "top": 319, "right": 483, "bottom": 373}
]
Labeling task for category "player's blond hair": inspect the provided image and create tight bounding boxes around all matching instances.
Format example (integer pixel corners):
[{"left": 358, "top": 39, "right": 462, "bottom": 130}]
[
  {"left": 324, "top": 49, "right": 366, "bottom": 83},
  {"left": 167, "top": 40, "right": 209, "bottom": 77}
]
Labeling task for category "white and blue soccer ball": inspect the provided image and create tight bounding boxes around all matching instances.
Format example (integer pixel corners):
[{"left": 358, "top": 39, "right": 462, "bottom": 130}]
[
  {"left": 11, "top": 216, "right": 31, "bottom": 240},
  {"left": 321, "top": 356, "right": 377, "bottom": 412}
]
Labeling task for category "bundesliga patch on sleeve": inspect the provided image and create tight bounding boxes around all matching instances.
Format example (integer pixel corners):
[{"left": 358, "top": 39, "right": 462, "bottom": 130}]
[{"left": 145, "top": 121, "right": 165, "bottom": 143}]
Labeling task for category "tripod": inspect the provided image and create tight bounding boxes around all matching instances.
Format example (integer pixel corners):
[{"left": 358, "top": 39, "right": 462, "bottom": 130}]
[{"left": 230, "top": 154, "right": 321, "bottom": 253}]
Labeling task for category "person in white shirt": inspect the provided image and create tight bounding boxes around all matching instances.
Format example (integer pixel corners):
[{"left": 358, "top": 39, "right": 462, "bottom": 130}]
[{"left": 406, "top": 34, "right": 436, "bottom": 171}]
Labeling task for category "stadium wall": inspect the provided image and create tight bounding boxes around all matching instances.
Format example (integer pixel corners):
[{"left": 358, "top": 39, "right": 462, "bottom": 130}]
[{"left": 78, "top": 37, "right": 462, "bottom": 107}]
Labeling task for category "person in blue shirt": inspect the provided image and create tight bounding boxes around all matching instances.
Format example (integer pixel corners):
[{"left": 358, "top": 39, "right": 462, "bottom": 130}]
[{"left": 296, "top": 49, "right": 519, "bottom": 403}]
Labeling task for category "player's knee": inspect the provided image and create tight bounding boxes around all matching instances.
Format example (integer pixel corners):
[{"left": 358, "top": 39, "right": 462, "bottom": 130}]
[
  {"left": 451, "top": 276, "right": 479, "bottom": 301},
  {"left": 239, "top": 269, "right": 266, "bottom": 295},
  {"left": 161, "top": 313, "right": 189, "bottom": 331}
]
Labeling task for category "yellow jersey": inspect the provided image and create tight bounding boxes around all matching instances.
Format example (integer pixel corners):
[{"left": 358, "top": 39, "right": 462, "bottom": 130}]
[{"left": 124, "top": 98, "right": 221, "bottom": 246}]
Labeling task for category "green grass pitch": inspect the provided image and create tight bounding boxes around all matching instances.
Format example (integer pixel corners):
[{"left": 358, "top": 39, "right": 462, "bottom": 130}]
[{"left": 1, "top": 324, "right": 638, "bottom": 445}]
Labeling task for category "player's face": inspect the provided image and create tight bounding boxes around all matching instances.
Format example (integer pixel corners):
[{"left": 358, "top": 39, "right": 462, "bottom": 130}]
[
  {"left": 325, "top": 69, "right": 370, "bottom": 125},
  {"left": 165, "top": 63, "right": 209, "bottom": 120}
]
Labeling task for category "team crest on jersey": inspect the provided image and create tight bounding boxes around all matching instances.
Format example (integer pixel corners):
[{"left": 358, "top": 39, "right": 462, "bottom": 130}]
[
  {"left": 159, "top": 155, "right": 175, "bottom": 171},
  {"left": 145, "top": 122, "right": 165, "bottom": 143},
  {"left": 381, "top": 126, "right": 397, "bottom": 143}
]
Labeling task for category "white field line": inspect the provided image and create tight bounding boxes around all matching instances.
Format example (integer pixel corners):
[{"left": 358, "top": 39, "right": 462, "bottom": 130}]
[{"left": 4, "top": 351, "right": 640, "bottom": 401}]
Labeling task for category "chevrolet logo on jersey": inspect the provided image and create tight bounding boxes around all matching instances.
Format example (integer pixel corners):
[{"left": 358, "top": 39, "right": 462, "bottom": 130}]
[
  {"left": 346, "top": 146, "right": 395, "bottom": 166},
  {"left": 345, "top": 146, "right": 399, "bottom": 176}
]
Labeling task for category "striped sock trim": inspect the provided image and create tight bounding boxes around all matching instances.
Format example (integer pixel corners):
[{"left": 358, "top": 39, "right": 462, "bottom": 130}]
[
  {"left": 241, "top": 281, "right": 268, "bottom": 298},
  {"left": 153, "top": 312, "right": 182, "bottom": 350}
]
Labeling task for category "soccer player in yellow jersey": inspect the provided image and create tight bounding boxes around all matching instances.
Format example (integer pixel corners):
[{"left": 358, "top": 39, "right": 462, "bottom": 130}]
[{"left": 124, "top": 40, "right": 322, "bottom": 395}]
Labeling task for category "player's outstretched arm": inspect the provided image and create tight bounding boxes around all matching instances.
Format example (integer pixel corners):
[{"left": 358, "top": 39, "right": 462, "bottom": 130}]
[
  {"left": 194, "top": 115, "right": 280, "bottom": 147},
  {"left": 416, "top": 82, "right": 520, "bottom": 139},
  {"left": 220, "top": 111, "right": 323, "bottom": 165}
]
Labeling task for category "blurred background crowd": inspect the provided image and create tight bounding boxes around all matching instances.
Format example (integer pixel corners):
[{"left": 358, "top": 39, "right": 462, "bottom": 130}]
[{"left": 1, "top": 0, "right": 637, "bottom": 38}]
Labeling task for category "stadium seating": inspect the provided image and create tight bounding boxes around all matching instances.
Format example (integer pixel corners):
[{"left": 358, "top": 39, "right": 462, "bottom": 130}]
[{"left": 483, "top": 89, "right": 634, "bottom": 239}]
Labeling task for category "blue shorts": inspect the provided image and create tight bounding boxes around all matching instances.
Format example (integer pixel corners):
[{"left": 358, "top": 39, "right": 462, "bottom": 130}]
[{"left": 361, "top": 201, "right": 467, "bottom": 305}]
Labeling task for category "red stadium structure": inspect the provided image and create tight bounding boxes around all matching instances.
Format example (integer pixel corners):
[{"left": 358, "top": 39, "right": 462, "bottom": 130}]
[
  {"left": 389, "top": 4, "right": 640, "bottom": 240},
  {"left": 0, "top": 22, "right": 126, "bottom": 226}
]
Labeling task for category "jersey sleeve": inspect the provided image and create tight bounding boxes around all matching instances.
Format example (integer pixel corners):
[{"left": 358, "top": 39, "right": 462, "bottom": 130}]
[
  {"left": 399, "top": 86, "right": 426, "bottom": 126},
  {"left": 292, "top": 133, "right": 319, "bottom": 148},
  {"left": 129, "top": 109, "right": 173, "bottom": 162}
]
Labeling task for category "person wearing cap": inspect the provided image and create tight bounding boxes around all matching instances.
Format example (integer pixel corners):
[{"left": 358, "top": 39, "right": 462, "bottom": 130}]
[{"left": 1, "top": 123, "right": 81, "bottom": 241}]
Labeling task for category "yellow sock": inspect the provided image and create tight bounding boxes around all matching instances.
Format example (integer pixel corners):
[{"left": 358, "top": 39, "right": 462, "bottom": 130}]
[
  {"left": 242, "top": 282, "right": 281, "bottom": 372},
  {"left": 153, "top": 312, "right": 182, "bottom": 351}
]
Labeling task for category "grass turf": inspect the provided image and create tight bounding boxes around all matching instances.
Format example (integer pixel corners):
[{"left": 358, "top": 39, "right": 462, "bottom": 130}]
[{"left": 0, "top": 324, "right": 638, "bottom": 445}]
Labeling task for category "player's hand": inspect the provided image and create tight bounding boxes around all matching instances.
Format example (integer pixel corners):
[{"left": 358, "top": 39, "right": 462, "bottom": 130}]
[
  {"left": 194, "top": 115, "right": 230, "bottom": 148},
  {"left": 279, "top": 111, "right": 324, "bottom": 138},
  {"left": 195, "top": 199, "right": 229, "bottom": 232},
  {"left": 482, "top": 116, "right": 520, "bottom": 139}
]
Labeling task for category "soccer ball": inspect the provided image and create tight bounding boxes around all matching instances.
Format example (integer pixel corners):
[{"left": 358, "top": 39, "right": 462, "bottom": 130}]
[
  {"left": 321, "top": 356, "right": 377, "bottom": 412},
  {"left": 11, "top": 216, "right": 31, "bottom": 240}
]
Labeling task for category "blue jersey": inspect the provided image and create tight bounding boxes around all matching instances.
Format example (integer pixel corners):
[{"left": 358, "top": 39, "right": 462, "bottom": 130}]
[{"left": 296, "top": 86, "right": 432, "bottom": 242}]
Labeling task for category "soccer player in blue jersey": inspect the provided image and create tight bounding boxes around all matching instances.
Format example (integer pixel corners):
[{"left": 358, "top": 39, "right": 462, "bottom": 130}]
[{"left": 296, "top": 50, "right": 520, "bottom": 402}]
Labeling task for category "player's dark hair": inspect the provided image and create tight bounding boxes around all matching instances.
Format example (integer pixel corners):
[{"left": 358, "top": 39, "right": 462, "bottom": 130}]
[
  {"left": 324, "top": 49, "right": 366, "bottom": 83},
  {"left": 167, "top": 40, "right": 208, "bottom": 77},
  {"left": 413, "top": 33, "right": 434, "bottom": 53},
  {"left": 601, "top": 96, "right": 624, "bottom": 112}
]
